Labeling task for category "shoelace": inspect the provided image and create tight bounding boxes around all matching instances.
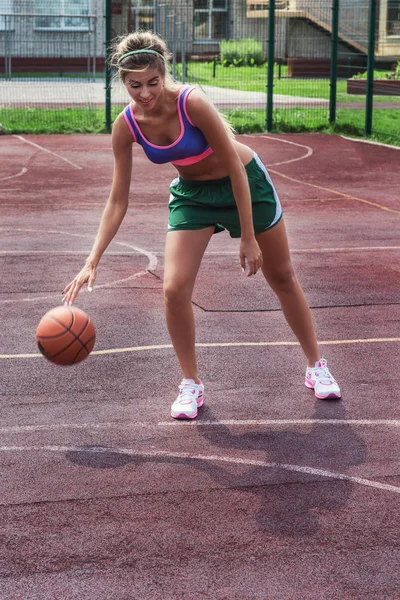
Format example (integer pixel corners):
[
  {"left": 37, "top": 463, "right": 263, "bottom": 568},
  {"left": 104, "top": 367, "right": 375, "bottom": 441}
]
[
  {"left": 178, "top": 382, "right": 199, "bottom": 401},
  {"left": 313, "top": 365, "right": 336, "bottom": 384}
]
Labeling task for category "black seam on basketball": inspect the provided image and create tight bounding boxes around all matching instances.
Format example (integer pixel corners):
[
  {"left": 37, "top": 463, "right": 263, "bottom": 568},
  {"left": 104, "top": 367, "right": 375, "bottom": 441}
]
[
  {"left": 47, "top": 317, "right": 94, "bottom": 361},
  {"left": 38, "top": 310, "right": 75, "bottom": 339},
  {"left": 49, "top": 332, "right": 90, "bottom": 360},
  {"left": 37, "top": 332, "right": 71, "bottom": 340},
  {"left": 53, "top": 308, "right": 74, "bottom": 330},
  {"left": 71, "top": 319, "right": 92, "bottom": 362},
  {"left": 73, "top": 346, "right": 89, "bottom": 364}
]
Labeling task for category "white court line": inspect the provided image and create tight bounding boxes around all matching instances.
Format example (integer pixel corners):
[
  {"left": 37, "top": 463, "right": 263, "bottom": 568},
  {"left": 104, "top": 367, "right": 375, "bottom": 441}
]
[
  {"left": 0, "top": 251, "right": 140, "bottom": 255},
  {"left": 246, "top": 133, "right": 399, "bottom": 216},
  {"left": 263, "top": 136, "right": 313, "bottom": 167},
  {"left": 2, "top": 337, "right": 400, "bottom": 359},
  {"left": 243, "top": 134, "right": 313, "bottom": 167},
  {"left": 159, "top": 419, "right": 400, "bottom": 428},
  {"left": 0, "top": 418, "right": 399, "bottom": 434},
  {"left": 0, "top": 227, "right": 158, "bottom": 304},
  {"left": 194, "top": 246, "right": 400, "bottom": 255},
  {"left": 1, "top": 246, "right": 400, "bottom": 257},
  {"left": 0, "top": 445, "right": 399, "bottom": 495},
  {"left": 341, "top": 135, "right": 400, "bottom": 151},
  {"left": 13, "top": 135, "right": 83, "bottom": 170},
  {"left": 0, "top": 168, "right": 28, "bottom": 182}
]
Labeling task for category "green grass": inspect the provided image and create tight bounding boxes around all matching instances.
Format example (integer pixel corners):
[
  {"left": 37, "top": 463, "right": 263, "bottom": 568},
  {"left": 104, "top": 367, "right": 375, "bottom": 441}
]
[
  {"left": 0, "top": 106, "right": 122, "bottom": 134},
  {"left": 0, "top": 72, "right": 104, "bottom": 80},
  {"left": 185, "top": 62, "right": 400, "bottom": 102},
  {"left": 2, "top": 105, "right": 398, "bottom": 147},
  {"left": 221, "top": 107, "right": 400, "bottom": 147},
  {"left": 0, "top": 63, "right": 399, "bottom": 145}
]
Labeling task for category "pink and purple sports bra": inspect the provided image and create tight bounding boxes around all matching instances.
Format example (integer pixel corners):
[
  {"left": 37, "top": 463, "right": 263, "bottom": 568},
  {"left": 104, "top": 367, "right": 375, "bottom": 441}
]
[{"left": 123, "top": 86, "right": 213, "bottom": 166}]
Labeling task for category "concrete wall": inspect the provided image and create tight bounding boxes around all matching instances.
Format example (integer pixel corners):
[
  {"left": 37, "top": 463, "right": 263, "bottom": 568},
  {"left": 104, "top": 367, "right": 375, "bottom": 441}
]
[
  {"left": 0, "top": 0, "right": 105, "bottom": 59},
  {"left": 287, "top": 18, "right": 359, "bottom": 58},
  {"left": 2, "top": 0, "right": 398, "bottom": 64},
  {"left": 378, "top": 0, "right": 400, "bottom": 57}
]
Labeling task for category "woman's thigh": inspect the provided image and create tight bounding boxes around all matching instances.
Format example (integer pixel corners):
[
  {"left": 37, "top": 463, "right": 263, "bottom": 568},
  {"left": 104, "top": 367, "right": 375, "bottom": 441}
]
[
  {"left": 255, "top": 218, "right": 295, "bottom": 286},
  {"left": 163, "top": 227, "right": 215, "bottom": 295}
]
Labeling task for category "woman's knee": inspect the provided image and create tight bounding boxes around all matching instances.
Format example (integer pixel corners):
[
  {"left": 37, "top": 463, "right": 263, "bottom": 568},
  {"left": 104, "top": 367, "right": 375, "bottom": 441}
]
[
  {"left": 264, "top": 263, "right": 297, "bottom": 293},
  {"left": 163, "top": 279, "right": 192, "bottom": 308}
]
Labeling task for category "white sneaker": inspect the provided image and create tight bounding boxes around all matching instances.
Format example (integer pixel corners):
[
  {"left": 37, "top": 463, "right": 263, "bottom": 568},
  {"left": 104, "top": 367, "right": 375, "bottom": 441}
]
[
  {"left": 305, "top": 359, "right": 341, "bottom": 400},
  {"left": 171, "top": 379, "right": 205, "bottom": 419}
]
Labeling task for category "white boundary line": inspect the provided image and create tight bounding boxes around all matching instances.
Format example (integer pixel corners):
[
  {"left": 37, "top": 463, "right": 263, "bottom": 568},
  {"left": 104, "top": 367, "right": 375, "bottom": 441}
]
[
  {"left": 263, "top": 136, "right": 314, "bottom": 166},
  {"left": 159, "top": 418, "right": 400, "bottom": 428},
  {"left": 0, "top": 418, "right": 399, "bottom": 434},
  {"left": 13, "top": 135, "right": 83, "bottom": 169},
  {"left": 1, "top": 337, "right": 400, "bottom": 359},
  {"left": 255, "top": 135, "right": 400, "bottom": 216},
  {"left": 340, "top": 135, "right": 400, "bottom": 150},
  {"left": 1, "top": 444, "right": 399, "bottom": 495},
  {"left": 0, "top": 168, "right": 28, "bottom": 181},
  {"left": 1, "top": 246, "right": 399, "bottom": 257},
  {"left": 243, "top": 134, "right": 314, "bottom": 167},
  {"left": 0, "top": 227, "right": 158, "bottom": 305}
]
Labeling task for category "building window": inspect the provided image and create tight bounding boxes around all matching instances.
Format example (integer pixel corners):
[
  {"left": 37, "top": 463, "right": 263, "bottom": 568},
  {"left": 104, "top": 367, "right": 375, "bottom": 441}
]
[
  {"left": 387, "top": 0, "right": 400, "bottom": 36},
  {"left": 194, "top": 0, "right": 228, "bottom": 40},
  {"left": 130, "top": 0, "right": 155, "bottom": 32},
  {"left": 0, "top": 0, "right": 14, "bottom": 31},
  {"left": 34, "top": 0, "right": 91, "bottom": 31}
]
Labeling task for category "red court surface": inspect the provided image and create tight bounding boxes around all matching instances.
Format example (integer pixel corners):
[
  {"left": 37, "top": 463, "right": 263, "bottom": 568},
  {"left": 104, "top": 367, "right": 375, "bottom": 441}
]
[{"left": 0, "top": 133, "right": 400, "bottom": 599}]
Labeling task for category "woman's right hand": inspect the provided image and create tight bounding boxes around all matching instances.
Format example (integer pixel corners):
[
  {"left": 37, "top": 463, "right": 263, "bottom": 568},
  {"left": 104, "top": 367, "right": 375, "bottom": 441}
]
[{"left": 62, "top": 261, "right": 97, "bottom": 305}]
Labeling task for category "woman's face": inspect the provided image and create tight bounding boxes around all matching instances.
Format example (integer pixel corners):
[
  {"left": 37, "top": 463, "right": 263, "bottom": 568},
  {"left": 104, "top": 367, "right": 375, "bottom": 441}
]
[{"left": 124, "top": 67, "right": 164, "bottom": 111}]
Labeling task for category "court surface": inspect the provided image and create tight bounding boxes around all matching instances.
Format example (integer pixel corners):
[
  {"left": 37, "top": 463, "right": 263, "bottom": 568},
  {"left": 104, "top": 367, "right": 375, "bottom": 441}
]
[{"left": 0, "top": 133, "right": 399, "bottom": 600}]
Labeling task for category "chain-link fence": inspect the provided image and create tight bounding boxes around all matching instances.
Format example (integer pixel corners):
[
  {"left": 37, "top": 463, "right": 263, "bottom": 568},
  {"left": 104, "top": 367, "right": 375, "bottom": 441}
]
[{"left": 0, "top": 0, "right": 399, "bottom": 143}]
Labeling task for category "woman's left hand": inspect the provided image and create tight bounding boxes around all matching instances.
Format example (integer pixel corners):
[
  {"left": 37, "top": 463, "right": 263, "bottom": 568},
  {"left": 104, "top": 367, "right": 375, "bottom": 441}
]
[{"left": 240, "top": 237, "right": 263, "bottom": 276}]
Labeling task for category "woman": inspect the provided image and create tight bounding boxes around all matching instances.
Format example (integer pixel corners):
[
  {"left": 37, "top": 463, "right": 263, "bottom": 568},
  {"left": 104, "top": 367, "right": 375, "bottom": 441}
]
[{"left": 63, "top": 30, "right": 341, "bottom": 419}]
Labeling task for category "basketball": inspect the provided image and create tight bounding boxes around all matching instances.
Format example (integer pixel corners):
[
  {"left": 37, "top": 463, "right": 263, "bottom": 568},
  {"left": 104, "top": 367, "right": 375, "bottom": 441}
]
[{"left": 36, "top": 305, "right": 96, "bottom": 366}]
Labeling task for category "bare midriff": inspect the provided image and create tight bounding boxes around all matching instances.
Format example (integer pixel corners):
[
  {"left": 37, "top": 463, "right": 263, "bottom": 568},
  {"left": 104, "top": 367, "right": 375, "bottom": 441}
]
[{"left": 175, "top": 140, "right": 254, "bottom": 181}]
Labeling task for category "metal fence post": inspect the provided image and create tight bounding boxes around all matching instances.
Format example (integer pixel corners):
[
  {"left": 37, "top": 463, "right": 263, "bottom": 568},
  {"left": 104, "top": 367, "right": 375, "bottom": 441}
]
[
  {"left": 105, "top": 0, "right": 112, "bottom": 133},
  {"left": 329, "top": 0, "right": 339, "bottom": 124},
  {"left": 93, "top": 16, "right": 97, "bottom": 81},
  {"left": 181, "top": 21, "right": 186, "bottom": 83},
  {"left": 87, "top": 27, "right": 91, "bottom": 81},
  {"left": 5, "top": 15, "right": 12, "bottom": 80},
  {"left": 365, "top": 0, "right": 377, "bottom": 136},
  {"left": 155, "top": 0, "right": 160, "bottom": 34},
  {"left": 266, "top": 0, "right": 275, "bottom": 132},
  {"left": 171, "top": 14, "right": 177, "bottom": 80},
  {"left": 164, "top": 4, "right": 169, "bottom": 47}
]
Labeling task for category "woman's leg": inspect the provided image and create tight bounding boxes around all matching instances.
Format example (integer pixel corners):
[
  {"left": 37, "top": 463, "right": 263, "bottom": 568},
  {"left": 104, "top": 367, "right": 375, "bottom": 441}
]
[
  {"left": 163, "top": 227, "right": 215, "bottom": 381},
  {"left": 256, "top": 218, "right": 320, "bottom": 367}
]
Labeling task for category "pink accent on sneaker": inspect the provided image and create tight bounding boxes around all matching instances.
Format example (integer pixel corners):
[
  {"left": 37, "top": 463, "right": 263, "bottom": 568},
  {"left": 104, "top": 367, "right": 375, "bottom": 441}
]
[
  {"left": 314, "top": 391, "right": 341, "bottom": 400},
  {"left": 305, "top": 359, "right": 341, "bottom": 399},
  {"left": 171, "top": 379, "right": 205, "bottom": 419},
  {"left": 171, "top": 409, "right": 198, "bottom": 419},
  {"left": 305, "top": 377, "right": 314, "bottom": 389}
]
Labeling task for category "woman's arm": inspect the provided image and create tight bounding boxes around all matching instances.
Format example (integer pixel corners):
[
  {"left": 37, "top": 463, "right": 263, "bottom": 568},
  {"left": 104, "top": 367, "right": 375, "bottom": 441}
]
[
  {"left": 62, "top": 115, "right": 133, "bottom": 303},
  {"left": 186, "top": 90, "right": 263, "bottom": 276}
]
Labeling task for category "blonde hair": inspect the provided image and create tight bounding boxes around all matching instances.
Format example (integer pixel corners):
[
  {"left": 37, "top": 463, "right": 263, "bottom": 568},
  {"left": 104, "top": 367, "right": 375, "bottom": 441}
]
[
  {"left": 112, "top": 30, "right": 235, "bottom": 138},
  {"left": 111, "top": 30, "right": 176, "bottom": 89}
]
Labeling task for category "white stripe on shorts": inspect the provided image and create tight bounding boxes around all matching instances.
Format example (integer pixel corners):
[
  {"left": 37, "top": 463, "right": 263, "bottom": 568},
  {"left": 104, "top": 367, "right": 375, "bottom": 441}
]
[
  {"left": 169, "top": 177, "right": 180, "bottom": 204},
  {"left": 253, "top": 152, "right": 283, "bottom": 228}
]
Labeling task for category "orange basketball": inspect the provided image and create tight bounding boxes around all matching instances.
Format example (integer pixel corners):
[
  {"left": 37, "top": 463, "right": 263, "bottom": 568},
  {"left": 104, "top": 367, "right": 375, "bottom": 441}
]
[{"left": 36, "top": 305, "right": 96, "bottom": 366}]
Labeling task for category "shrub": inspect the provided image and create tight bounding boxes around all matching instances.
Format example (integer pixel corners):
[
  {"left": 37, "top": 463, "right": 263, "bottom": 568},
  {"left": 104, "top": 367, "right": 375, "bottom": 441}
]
[
  {"left": 220, "top": 39, "right": 265, "bottom": 67},
  {"left": 352, "top": 62, "right": 400, "bottom": 80},
  {"left": 386, "top": 61, "right": 400, "bottom": 80}
]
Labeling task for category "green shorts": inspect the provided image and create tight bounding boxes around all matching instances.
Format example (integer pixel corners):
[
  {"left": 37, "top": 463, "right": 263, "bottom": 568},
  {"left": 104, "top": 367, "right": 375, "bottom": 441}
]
[{"left": 168, "top": 153, "right": 283, "bottom": 238}]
